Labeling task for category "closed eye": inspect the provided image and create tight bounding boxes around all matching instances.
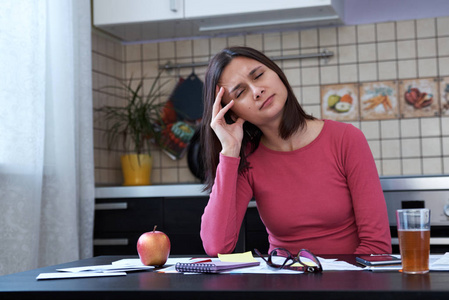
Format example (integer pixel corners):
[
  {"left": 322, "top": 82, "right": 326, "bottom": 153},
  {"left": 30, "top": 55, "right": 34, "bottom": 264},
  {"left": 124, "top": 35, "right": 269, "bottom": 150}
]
[
  {"left": 255, "top": 72, "right": 263, "bottom": 79},
  {"left": 236, "top": 89, "right": 245, "bottom": 98}
]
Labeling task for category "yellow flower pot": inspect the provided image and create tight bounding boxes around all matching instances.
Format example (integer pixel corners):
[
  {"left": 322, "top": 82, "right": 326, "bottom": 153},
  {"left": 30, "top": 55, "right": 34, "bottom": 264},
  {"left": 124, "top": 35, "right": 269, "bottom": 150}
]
[{"left": 121, "top": 154, "right": 153, "bottom": 186}]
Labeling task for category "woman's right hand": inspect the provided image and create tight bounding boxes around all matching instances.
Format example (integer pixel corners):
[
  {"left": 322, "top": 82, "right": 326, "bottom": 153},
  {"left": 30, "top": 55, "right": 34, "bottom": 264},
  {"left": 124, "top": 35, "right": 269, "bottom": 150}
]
[{"left": 210, "top": 87, "right": 245, "bottom": 158}]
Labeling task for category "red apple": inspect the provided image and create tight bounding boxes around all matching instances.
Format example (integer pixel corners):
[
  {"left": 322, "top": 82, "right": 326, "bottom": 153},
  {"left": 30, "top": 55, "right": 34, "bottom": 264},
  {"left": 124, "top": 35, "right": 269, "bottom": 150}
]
[{"left": 137, "top": 225, "right": 171, "bottom": 266}]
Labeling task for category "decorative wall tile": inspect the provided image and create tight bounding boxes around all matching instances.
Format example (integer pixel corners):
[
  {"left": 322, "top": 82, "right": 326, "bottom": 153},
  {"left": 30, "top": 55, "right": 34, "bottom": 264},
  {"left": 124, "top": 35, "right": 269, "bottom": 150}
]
[
  {"left": 377, "top": 42, "right": 397, "bottom": 60},
  {"left": 282, "top": 31, "right": 300, "bottom": 49},
  {"left": 193, "top": 39, "right": 209, "bottom": 56},
  {"left": 438, "top": 37, "right": 449, "bottom": 56},
  {"left": 396, "top": 20, "right": 416, "bottom": 40},
  {"left": 338, "top": 26, "right": 356, "bottom": 45},
  {"left": 300, "top": 29, "right": 318, "bottom": 48},
  {"left": 382, "top": 159, "right": 402, "bottom": 175},
  {"left": 321, "top": 83, "right": 359, "bottom": 121},
  {"left": 125, "top": 44, "right": 142, "bottom": 61},
  {"left": 378, "top": 61, "right": 397, "bottom": 80},
  {"left": 382, "top": 139, "right": 401, "bottom": 158},
  {"left": 436, "top": 16, "right": 449, "bottom": 36},
  {"left": 301, "top": 67, "right": 319, "bottom": 85},
  {"left": 142, "top": 43, "right": 158, "bottom": 60},
  {"left": 417, "top": 38, "right": 437, "bottom": 58},
  {"left": 319, "top": 27, "right": 337, "bottom": 46},
  {"left": 358, "top": 43, "right": 376, "bottom": 62},
  {"left": 264, "top": 32, "right": 281, "bottom": 51},
  {"left": 422, "top": 137, "right": 442, "bottom": 156},
  {"left": 338, "top": 44, "right": 357, "bottom": 64},
  {"left": 440, "top": 77, "right": 449, "bottom": 116},
  {"left": 402, "top": 158, "right": 422, "bottom": 175},
  {"left": 357, "top": 24, "right": 376, "bottom": 43},
  {"left": 423, "top": 157, "right": 443, "bottom": 174},
  {"left": 397, "top": 40, "right": 417, "bottom": 59},
  {"left": 439, "top": 57, "right": 449, "bottom": 76},
  {"left": 398, "top": 60, "right": 417, "bottom": 79},
  {"left": 420, "top": 117, "right": 441, "bottom": 136},
  {"left": 320, "top": 65, "right": 339, "bottom": 84},
  {"left": 399, "top": 78, "right": 440, "bottom": 118},
  {"left": 418, "top": 58, "right": 438, "bottom": 77},
  {"left": 301, "top": 86, "right": 320, "bottom": 105},
  {"left": 417, "top": 18, "right": 436, "bottom": 38},
  {"left": 358, "top": 62, "right": 378, "bottom": 82},
  {"left": 339, "top": 64, "right": 358, "bottom": 83},
  {"left": 360, "top": 81, "right": 399, "bottom": 120},
  {"left": 159, "top": 41, "right": 175, "bottom": 59},
  {"left": 401, "top": 138, "right": 421, "bottom": 157},
  {"left": 210, "top": 37, "right": 227, "bottom": 54},
  {"left": 361, "top": 120, "right": 380, "bottom": 139},
  {"left": 376, "top": 22, "right": 396, "bottom": 42}
]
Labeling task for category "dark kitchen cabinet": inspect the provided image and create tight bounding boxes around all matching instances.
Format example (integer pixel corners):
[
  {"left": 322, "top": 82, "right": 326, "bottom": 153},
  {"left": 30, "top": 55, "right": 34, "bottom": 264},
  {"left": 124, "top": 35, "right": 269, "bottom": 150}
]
[
  {"left": 94, "top": 196, "right": 209, "bottom": 256},
  {"left": 94, "top": 196, "right": 269, "bottom": 256},
  {"left": 243, "top": 207, "right": 270, "bottom": 254}
]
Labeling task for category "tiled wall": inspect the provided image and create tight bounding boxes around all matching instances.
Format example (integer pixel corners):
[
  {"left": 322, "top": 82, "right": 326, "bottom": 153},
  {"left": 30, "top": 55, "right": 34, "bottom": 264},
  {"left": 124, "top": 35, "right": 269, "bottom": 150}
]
[{"left": 92, "top": 16, "right": 449, "bottom": 186}]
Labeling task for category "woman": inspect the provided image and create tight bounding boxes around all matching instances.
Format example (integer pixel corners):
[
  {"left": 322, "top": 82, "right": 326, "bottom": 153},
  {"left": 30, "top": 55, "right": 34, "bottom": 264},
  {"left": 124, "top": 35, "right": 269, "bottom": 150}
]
[{"left": 200, "top": 46, "right": 391, "bottom": 256}]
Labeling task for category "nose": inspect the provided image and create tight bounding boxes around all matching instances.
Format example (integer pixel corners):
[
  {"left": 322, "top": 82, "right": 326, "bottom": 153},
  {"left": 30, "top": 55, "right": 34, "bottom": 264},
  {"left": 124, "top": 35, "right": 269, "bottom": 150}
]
[{"left": 254, "top": 87, "right": 265, "bottom": 100}]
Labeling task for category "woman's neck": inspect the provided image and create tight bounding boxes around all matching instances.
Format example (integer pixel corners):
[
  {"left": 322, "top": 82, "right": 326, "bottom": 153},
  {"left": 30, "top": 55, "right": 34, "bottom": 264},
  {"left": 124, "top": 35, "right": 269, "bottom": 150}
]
[{"left": 260, "top": 119, "right": 324, "bottom": 152}]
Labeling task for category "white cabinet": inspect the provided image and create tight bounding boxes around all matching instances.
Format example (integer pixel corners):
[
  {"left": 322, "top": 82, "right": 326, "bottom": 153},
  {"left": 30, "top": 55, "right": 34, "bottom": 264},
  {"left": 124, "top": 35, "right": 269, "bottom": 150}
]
[
  {"left": 92, "top": 0, "right": 344, "bottom": 42},
  {"left": 184, "top": 0, "right": 333, "bottom": 18},
  {"left": 184, "top": 0, "right": 344, "bottom": 32},
  {"left": 93, "top": 0, "right": 184, "bottom": 26}
]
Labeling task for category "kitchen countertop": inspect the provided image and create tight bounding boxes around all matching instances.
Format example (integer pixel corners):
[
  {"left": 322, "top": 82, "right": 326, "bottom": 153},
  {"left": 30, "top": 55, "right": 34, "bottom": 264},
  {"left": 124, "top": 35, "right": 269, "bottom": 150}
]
[
  {"left": 2, "top": 255, "right": 449, "bottom": 300},
  {"left": 95, "top": 175, "right": 449, "bottom": 199},
  {"left": 95, "top": 184, "right": 208, "bottom": 198}
]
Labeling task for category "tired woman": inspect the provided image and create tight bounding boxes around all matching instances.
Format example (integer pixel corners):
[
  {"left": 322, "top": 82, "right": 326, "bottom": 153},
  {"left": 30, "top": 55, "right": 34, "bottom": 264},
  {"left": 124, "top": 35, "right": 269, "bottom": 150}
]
[{"left": 199, "top": 46, "right": 391, "bottom": 256}]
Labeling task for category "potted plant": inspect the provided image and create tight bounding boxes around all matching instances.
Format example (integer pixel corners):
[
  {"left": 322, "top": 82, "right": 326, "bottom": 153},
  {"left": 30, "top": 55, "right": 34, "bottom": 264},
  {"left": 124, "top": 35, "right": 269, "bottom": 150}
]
[{"left": 97, "top": 72, "right": 168, "bottom": 186}]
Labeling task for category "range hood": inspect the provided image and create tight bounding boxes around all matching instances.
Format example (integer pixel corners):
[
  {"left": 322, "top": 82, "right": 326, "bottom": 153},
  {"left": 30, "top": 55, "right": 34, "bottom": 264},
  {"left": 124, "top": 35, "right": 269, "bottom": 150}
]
[{"left": 93, "top": 0, "right": 345, "bottom": 43}]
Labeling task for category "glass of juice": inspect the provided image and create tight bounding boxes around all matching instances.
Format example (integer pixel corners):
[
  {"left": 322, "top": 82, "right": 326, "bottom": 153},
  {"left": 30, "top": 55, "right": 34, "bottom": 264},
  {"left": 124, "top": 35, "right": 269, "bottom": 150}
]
[{"left": 396, "top": 209, "right": 431, "bottom": 274}]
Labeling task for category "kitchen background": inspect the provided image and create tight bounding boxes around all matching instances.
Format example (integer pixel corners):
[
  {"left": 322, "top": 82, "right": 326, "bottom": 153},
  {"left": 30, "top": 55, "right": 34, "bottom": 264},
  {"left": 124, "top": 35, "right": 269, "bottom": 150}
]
[{"left": 92, "top": 10, "right": 449, "bottom": 186}]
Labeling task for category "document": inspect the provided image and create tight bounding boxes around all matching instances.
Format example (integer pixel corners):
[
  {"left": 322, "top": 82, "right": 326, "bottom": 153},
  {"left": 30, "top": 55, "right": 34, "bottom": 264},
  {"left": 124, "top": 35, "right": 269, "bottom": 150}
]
[{"left": 36, "top": 272, "right": 126, "bottom": 280}]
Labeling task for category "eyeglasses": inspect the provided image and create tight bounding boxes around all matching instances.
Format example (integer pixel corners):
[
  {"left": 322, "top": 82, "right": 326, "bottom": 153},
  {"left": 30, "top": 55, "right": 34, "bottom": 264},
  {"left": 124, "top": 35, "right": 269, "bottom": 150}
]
[{"left": 254, "top": 248, "right": 323, "bottom": 273}]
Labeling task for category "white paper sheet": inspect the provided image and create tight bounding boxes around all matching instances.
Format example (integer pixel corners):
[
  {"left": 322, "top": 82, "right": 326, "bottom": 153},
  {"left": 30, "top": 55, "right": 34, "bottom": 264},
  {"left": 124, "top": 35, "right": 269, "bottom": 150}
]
[
  {"left": 157, "top": 257, "right": 363, "bottom": 274},
  {"left": 57, "top": 264, "right": 154, "bottom": 273},
  {"left": 362, "top": 254, "right": 449, "bottom": 272},
  {"left": 36, "top": 272, "right": 126, "bottom": 280}
]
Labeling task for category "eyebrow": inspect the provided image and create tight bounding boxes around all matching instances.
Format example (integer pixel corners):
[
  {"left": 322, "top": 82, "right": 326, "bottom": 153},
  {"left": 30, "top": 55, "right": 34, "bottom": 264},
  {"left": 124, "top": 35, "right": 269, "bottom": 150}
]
[{"left": 229, "top": 65, "right": 262, "bottom": 95}]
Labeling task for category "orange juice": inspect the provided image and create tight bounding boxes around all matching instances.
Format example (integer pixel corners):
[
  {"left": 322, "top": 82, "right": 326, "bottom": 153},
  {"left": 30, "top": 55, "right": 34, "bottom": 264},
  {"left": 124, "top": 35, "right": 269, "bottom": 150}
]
[{"left": 398, "top": 229, "right": 430, "bottom": 274}]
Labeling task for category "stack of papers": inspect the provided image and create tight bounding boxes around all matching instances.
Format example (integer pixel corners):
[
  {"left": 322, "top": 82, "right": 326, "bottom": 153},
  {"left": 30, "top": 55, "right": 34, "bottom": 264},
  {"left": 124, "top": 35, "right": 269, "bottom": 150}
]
[
  {"left": 156, "top": 251, "right": 363, "bottom": 274},
  {"left": 36, "top": 262, "right": 154, "bottom": 280},
  {"left": 362, "top": 253, "right": 449, "bottom": 272}
]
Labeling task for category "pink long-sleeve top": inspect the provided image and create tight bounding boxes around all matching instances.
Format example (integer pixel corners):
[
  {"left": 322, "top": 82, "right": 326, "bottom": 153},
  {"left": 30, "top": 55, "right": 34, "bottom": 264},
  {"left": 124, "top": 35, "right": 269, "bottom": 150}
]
[{"left": 200, "top": 119, "right": 392, "bottom": 256}]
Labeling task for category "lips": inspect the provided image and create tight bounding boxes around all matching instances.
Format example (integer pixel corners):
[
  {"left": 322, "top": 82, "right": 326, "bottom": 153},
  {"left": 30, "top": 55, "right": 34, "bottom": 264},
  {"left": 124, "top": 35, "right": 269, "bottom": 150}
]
[{"left": 260, "top": 95, "right": 274, "bottom": 110}]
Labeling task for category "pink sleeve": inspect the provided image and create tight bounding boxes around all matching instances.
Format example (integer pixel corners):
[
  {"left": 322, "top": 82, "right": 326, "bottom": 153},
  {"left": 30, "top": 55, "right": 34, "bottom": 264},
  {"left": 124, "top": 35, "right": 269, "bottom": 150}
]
[
  {"left": 200, "top": 154, "right": 253, "bottom": 257},
  {"left": 342, "top": 126, "right": 392, "bottom": 254}
]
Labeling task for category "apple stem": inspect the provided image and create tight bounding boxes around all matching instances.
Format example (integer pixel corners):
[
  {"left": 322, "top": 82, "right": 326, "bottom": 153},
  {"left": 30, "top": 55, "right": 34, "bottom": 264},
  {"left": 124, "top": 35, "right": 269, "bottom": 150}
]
[{"left": 153, "top": 225, "right": 157, "bottom": 233}]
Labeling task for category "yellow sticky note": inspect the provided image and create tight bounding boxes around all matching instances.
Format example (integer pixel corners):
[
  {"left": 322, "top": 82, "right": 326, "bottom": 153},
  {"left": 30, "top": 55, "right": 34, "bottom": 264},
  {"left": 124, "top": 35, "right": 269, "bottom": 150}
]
[{"left": 218, "top": 251, "right": 257, "bottom": 263}]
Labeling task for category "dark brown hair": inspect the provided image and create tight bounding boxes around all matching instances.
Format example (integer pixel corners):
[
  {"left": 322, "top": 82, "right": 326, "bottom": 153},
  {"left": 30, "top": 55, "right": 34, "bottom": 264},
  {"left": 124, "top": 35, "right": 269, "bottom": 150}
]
[{"left": 200, "top": 47, "right": 315, "bottom": 191}]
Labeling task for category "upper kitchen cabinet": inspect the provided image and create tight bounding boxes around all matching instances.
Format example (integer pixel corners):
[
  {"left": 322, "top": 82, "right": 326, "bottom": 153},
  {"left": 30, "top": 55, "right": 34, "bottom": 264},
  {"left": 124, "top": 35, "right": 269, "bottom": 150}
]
[
  {"left": 184, "top": 0, "right": 344, "bottom": 32},
  {"left": 92, "top": 0, "right": 344, "bottom": 42},
  {"left": 93, "top": 0, "right": 188, "bottom": 42},
  {"left": 94, "top": 0, "right": 184, "bottom": 24}
]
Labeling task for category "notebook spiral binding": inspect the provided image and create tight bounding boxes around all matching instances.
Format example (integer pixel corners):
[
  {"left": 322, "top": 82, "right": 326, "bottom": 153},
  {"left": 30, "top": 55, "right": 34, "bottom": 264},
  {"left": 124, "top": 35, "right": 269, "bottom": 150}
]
[{"left": 175, "top": 262, "right": 217, "bottom": 273}]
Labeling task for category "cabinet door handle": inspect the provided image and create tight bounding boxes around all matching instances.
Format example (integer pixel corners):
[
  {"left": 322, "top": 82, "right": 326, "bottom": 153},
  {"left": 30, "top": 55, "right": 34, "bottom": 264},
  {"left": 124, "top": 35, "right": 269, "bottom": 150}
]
[
  {"left": 95, "top": 202, "right": 128, "bottom": 210},
  {"left": 170, "top": 0, "right": 178, "bottom": 12},
  {"left": 93, "top": 238, "right": 129, "bottom": 246}
]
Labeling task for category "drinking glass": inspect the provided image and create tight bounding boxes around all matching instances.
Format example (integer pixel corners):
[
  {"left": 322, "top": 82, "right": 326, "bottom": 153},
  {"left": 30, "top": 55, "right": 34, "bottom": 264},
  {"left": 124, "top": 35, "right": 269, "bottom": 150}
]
[{"left": 396, "top": 209, "right": 431, "bottom": 274}]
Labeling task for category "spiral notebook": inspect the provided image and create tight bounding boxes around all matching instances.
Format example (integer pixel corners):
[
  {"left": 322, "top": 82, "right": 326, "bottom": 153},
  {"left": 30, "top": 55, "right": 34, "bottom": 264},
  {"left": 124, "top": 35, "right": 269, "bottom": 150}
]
[{"left": 175, "top": 261, "right": 260, "bottom": 273}]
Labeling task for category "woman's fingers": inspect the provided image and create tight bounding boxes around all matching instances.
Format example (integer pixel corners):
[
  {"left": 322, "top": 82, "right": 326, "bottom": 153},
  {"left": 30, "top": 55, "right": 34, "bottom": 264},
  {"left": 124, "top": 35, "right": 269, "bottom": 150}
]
[{"left": 212, "top": 86, "right": 225, "bottom": 117}]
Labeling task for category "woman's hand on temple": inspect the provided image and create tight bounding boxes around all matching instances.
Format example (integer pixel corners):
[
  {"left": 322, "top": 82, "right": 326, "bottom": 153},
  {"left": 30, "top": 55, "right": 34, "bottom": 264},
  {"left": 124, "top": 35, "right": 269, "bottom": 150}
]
[{"left": 210, "top": 87, "right": 245, "bottom": 158}]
